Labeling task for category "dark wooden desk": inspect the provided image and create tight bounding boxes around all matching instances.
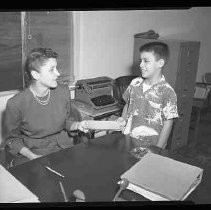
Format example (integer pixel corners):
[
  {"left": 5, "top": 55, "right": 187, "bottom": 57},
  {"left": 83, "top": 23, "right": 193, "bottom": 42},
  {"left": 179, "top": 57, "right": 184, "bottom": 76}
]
[{"left": 8, "top": 132, "right": 211, "bottom": 204}]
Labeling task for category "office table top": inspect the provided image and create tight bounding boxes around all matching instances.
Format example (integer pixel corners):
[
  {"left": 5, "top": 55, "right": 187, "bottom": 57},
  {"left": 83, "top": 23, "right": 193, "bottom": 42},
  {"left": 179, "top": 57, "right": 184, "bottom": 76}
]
[{"left": 8, "top": 132, "right": 211, "bottom": 204}]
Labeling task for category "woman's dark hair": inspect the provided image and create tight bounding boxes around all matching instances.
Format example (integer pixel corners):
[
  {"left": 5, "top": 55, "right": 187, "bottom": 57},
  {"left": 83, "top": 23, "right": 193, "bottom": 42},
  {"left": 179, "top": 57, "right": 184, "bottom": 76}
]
[{"left": 24, "top": 48, "right": 58, "bottom": 87}]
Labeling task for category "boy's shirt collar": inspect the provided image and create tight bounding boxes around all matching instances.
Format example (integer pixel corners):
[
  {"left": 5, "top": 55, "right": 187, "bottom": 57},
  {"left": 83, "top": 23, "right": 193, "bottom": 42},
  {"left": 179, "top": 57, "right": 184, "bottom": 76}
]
[
  {"left": 160, "top": 75, "right": 166, "bottom": 82},
  {"left": 142, "top": 75, "right": 165, "bottom": 88},
  {"left": 130, "top": 75, "right": 165, "bottom": 90},
  {"left": 141, "top": 75, "right": 166, "bottom": 93}
]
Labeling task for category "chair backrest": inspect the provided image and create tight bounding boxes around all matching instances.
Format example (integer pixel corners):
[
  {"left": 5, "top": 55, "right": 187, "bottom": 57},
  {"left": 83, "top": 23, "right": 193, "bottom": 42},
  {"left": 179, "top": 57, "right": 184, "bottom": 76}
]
[
  {"left": 0, "top": 91, "right": 19, "bottom": 167},
  {"left": 113, "top": 75, "right": 137, "bottom": 105},
  {"left": 0, "top": 90, "right": 19, "bottom": 148}
]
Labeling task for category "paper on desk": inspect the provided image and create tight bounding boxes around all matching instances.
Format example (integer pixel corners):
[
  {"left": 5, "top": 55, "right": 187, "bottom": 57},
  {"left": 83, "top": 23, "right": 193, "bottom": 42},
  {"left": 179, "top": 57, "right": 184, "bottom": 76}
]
[
  {"left": 0, "top": 164, "right": 39, "bottom": 203},
  {"left": 85, "top": 120, "right": 123, "bottom": 131}
]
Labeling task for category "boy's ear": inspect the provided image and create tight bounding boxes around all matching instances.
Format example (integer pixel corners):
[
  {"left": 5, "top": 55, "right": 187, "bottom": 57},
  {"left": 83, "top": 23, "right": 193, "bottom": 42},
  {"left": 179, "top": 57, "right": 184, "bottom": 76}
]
[
  {"left": 31, "top": 70, "right": 40, "bottom": 80},
  {"left": 158, "top": 59, "right": 165, "bottom": 68}
]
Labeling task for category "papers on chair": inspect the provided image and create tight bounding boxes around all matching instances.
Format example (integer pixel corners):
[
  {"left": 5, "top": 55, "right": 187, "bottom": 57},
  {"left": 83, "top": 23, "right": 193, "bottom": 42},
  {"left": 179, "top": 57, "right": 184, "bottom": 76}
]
[
  {"left": 120, "top": 152, "right": 203, "bottom": 201},
  {"left": 85, "top": 120, "right": 123, "bottom": 131},
  {"left": 0, "top": 164, "right": 39, "bottom": 203}
]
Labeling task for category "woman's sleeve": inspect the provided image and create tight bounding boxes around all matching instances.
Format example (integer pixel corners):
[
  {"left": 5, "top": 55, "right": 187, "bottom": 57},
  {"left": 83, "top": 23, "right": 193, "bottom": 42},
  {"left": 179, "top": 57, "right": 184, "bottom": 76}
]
[
  {"left": 63, "top": 85, "right": 82, "bottom": 131},
  {"left": 5, "top": 99, "right": 25, "bottom": 155}
]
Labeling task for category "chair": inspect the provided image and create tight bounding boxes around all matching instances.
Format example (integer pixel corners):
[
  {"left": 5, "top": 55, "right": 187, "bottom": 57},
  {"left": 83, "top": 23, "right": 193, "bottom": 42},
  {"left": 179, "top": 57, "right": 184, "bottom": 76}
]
[
  {"left": 202, "top": 73, "right": 211, "bottom": 115},
  {"left": 191, "top": 73, "right": 211, "bottom": 122},
  {"left": 0, "top": 91, "right": 19, "bottom": 168},
  {"left": 189, "top": 73, "right": 211, "bottom": 147}
]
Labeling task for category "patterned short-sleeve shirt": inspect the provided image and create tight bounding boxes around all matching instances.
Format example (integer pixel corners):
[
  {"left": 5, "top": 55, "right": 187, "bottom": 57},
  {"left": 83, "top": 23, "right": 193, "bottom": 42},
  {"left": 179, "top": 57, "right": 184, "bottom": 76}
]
[{"left": 123, "top": 75, "right": 178, "bottom": 146}]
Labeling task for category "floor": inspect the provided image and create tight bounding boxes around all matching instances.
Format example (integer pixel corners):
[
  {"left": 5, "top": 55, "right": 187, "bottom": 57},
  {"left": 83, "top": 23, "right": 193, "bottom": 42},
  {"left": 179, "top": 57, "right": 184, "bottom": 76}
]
[{"left": 176, "top": 112, "right": 211, "bottom": 167}]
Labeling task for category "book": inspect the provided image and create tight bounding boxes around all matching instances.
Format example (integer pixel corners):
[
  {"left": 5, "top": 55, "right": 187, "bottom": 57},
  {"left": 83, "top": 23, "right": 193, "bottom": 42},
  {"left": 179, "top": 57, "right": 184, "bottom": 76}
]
[
  {"left": 120, "top": 152, "right": 203, "bottom": 201},
  {"left": 0, "top": 164, "right": 40, "bottom": 203}
]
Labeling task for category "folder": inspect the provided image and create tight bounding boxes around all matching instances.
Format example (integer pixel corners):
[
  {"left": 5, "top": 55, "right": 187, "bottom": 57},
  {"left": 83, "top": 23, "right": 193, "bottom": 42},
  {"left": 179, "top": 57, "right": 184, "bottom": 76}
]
[
  {"left": 120, "top": 152, "right": 203, "bottom": 201},
  {"left": 0, "top": 164, "right": 39, "bottom": 203}
]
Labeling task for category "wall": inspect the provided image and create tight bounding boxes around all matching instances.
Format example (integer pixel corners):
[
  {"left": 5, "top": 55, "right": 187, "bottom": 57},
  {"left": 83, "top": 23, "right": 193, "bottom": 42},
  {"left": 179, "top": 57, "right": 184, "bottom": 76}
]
[
  {"left": 76, "top": 7, "right": 211, "bottom": 82},
  {"left": 0, "top": 12, "right": 23, "bottom": 91},
  {"left": 24, "top": 11, "right": 74, "bottom": 85}
]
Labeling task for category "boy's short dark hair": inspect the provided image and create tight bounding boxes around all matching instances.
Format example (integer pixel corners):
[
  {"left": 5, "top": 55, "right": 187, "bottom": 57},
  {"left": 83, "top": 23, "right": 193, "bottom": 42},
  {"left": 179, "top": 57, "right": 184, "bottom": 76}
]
[{"left": 139, "top": 41, "right": 170, "bottom": 64}]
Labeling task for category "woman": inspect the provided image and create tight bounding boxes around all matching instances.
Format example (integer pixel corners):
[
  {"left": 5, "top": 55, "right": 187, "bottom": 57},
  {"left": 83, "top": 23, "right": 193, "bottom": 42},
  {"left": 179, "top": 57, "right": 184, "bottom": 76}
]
[{"left": 5, "top": 48, "right": 88, "bottom": 166}]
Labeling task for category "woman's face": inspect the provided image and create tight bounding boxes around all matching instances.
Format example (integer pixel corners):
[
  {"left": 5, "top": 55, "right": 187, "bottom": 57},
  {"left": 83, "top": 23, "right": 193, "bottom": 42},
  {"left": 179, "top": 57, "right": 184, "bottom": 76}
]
[{"left": 36, "top": 58, "right": 60, "bottom": 88}]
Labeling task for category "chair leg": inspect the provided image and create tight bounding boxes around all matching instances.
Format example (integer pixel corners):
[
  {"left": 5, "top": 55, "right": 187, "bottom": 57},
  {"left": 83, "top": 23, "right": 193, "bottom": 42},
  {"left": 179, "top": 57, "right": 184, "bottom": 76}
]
[{"left": 189, "top": 108, "right": 201, "bottom": 147}]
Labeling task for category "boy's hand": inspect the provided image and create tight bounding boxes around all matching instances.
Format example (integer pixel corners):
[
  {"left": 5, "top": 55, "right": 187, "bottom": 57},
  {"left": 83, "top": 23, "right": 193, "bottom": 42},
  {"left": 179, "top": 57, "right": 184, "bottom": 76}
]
[
  {"left": 77, "top": 121, "right": 89, "bottom": 133},
  {"left": 116, "top": 117, "right": 126, "bottom": 131}
]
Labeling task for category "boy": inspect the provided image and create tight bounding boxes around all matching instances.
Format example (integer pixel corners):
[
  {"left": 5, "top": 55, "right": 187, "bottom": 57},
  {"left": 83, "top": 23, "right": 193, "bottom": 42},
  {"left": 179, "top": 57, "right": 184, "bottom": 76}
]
[{"left": 118, "top": 41, "right": 178, "bottom": 149}]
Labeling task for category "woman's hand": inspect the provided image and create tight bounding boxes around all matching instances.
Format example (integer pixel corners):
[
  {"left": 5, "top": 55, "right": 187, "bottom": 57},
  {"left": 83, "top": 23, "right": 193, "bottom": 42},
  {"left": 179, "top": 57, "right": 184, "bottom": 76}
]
[
  {"left": 30, "top": 153, "right": 43, "bottom": 160},
  {"left": 19, "top": 147, "right": 43, "bottom": 160}
]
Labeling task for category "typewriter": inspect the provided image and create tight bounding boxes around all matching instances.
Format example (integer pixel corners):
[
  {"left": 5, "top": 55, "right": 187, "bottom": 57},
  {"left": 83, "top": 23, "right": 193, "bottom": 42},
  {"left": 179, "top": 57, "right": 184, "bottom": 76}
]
[
  {"left": 91, "top": 94, "right": 115, "bottom": 107},
  {"left": 74, "top": 76, "right": 118, "bottom": 110}
]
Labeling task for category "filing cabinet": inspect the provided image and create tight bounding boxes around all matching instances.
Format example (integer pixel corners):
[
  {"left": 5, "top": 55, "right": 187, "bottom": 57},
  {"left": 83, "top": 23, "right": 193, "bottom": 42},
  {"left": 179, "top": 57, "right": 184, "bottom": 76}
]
[{"left": 133, "top": 38, "right": 200, "bottom": 150}]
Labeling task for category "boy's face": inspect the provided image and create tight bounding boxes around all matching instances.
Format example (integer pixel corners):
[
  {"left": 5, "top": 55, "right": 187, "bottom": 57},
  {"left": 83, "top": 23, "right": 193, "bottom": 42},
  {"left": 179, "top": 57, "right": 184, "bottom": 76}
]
[{"left": 139, "top": 51, "right": 164, "bottom": 79}]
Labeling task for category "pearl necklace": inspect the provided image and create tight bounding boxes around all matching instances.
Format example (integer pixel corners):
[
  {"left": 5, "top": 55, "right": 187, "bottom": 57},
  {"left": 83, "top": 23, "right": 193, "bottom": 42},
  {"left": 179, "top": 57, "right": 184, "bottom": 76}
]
[{"left": 29, "top": 86, "right": 51, "bottom": 105}]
